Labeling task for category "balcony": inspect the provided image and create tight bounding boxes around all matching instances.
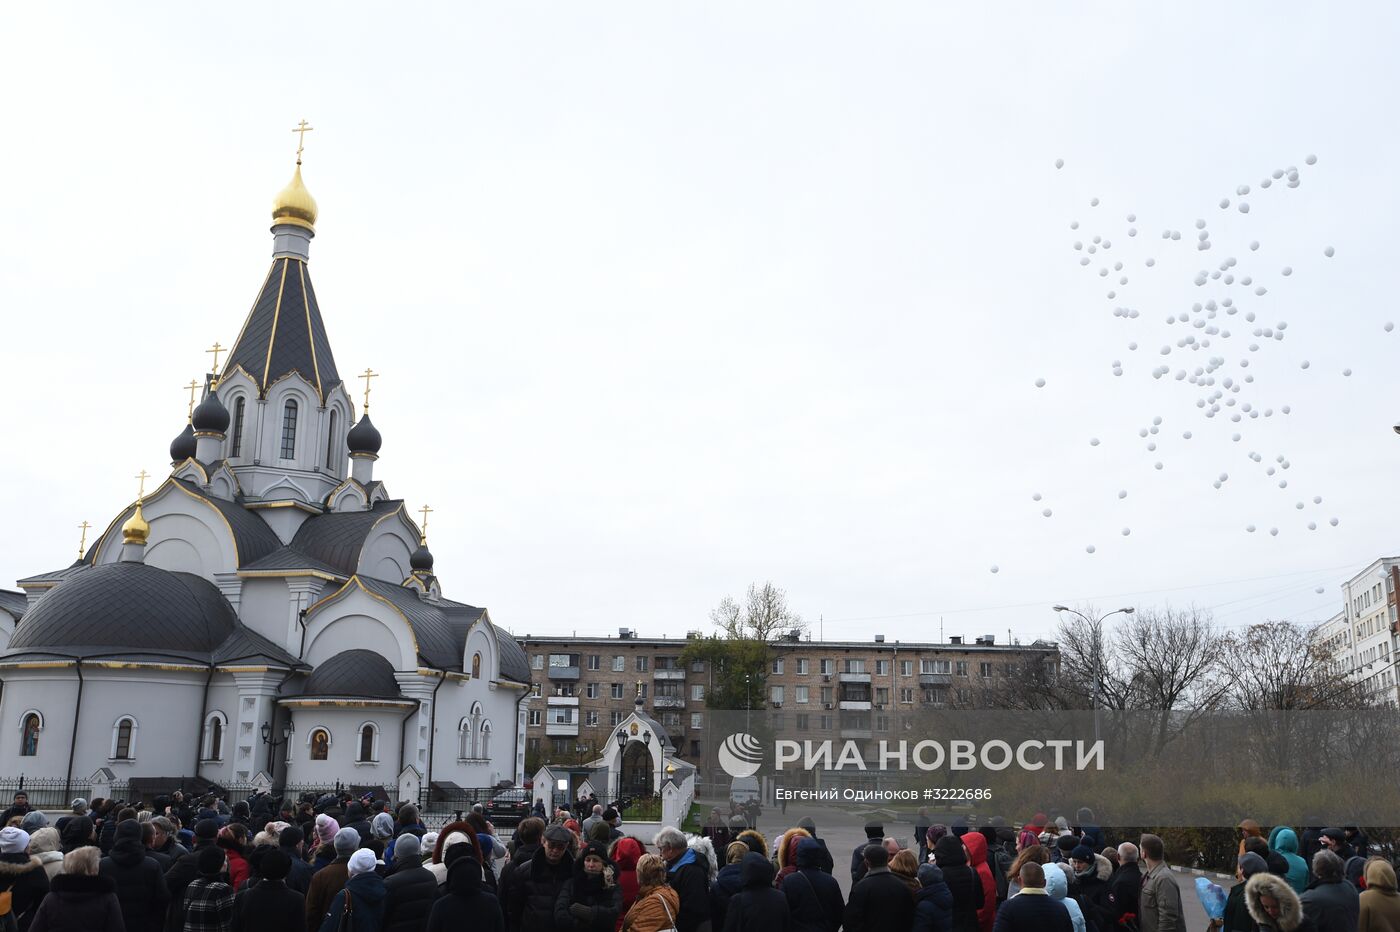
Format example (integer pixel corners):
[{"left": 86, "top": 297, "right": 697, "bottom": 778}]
[
  {"left": 838, "top": 672, "right": 872, "bottom": 684},
  {"left": 653, "top": 669, "right": 686, "bottom": 681},
  {"left": 840, "top": 727, "right": 873, "bottom": 739},
  {"left": 546, "top": 695, "right": 579, "bottom": 706},
  {"left": 545, "top": 721, "right": 579, "bottom": 737},
  {"left": 547, "top": 666, "right": 580, "bottom": 681},
  {"left": 839, "top": 700, "right": 872, "bottom": 711},
  {"left": 919, "top": 673, "right": 952, "bottom": 686},
  {"left": 653, "top": 696, "right": 686, "bottom": 710}
]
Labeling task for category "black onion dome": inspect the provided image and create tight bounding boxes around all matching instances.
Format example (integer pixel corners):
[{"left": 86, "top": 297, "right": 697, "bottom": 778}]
[
  {"left": 192, "top": 390, "right": 230, "bottom": 433},
  {"left": 9, "top": 563, "right": 237, "bottom": 655},
  {"left": 170, "top": 423, "right": 197, "bottom": 462},
  {"left": 410, "top": 542, "right": 434, "bottom": 572},
  {"left": 346, "top": 414, "right": 382, "bottom": 455},
  {"left": 304, "top": 649, "right": 403, "bottom": 699}
]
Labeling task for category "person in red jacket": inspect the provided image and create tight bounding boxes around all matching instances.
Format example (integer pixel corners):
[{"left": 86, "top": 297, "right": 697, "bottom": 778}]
[
  {"left": 961, "top": 832, "right": 997, "bottom": 932},
  {"left": 609, "top": 837, "right": 643, "bottom": 930}
]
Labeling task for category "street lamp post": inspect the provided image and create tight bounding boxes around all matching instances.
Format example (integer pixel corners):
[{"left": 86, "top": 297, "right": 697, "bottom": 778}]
[
  {"left": 1051, "top": 605, "right": 1135, "bottom": 744},
  {"left": 259, "top": 720, "right": 292, "bottom": 784},
  {"left": 614, "top": 730, "right": 627, "bottom": 804}
]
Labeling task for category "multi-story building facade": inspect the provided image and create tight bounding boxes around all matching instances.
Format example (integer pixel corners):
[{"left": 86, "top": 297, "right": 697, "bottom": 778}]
[
  {"left": 1317, "top": 557, "right": 1400, "bottom": 704},
  {"left": 518, "top": 629, "right": 1060, "bottom": 774}
]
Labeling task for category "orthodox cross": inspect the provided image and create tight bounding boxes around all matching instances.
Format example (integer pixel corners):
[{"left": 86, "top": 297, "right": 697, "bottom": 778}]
[
  {"left": 77, "top": 521, "right": 91, "bottom": 559},
  {"left": 358, "top": 367, "right": 379, "bottom": 411},
  {"left": 134, "top": 469, "right": 151, "bottom": 501},
  {"left": 417, "top": 504, "right": 434, "bottom": 541},
  {"left": 185, "top": 380, "right": 201, "bottom": 420},
  {"left": 291, "top": 120, "right": 314, "bottom": 164},
  {"left": 205, "top": 341, "right": 226, "bottom": 378}
]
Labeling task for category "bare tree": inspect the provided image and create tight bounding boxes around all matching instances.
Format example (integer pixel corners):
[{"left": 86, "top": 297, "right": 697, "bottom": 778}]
[
  {"left": 1223, "top": 620, "right": 1375, "bottom": 711},
  {"left": 710, "top": 581, "right": 804, "bottom": 641},
  {"left": 1115, "top": 606, "right": 1228, "bottom": 756}
]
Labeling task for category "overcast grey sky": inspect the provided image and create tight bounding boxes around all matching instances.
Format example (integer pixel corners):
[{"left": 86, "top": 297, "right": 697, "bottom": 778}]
[{"left": 3, "top": 2, "right": 1396, "bottom": 644}]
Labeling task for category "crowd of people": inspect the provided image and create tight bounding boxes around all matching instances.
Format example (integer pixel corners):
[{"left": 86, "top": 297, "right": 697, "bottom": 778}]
[{"left": 0, "top": 789, "right": 1394, "bottom": 932}]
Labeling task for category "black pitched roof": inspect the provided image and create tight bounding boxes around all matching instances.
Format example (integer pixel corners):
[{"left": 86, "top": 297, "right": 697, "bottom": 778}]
[
  {"left": 301, "top": 649, "right": 404, "bottom": 699},
  {"left": 289, "top": 501, "right": 404, "bottom": 578},
  {"left": 494, "top": 626, "right": 532, "bottom": 684},
  {"left": 0, "top": 590, "right": 26, "bottom": 620},
  {"left": 16, "top": 562, "right": 90, "bottom": 587},
  {"left": 212, "top": 626, "right": 306, "bottom": 669},
  {"left": 240, "top": 546, "right": 347, "bottom": 579},
  {"left": 355, "top": 577, "right": 464, "bottom": 671},
  {"left": 224, "top": 257, "right": 340, "bottom": 400}
]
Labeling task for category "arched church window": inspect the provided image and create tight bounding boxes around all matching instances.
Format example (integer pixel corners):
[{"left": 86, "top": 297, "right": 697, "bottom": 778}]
[
  {"left": 19, "top": 713, "right": 40, "bottom": 757},
  {"left": 480, "top": 720, "right": 491, "bottom": 760},
  {"left": 230, "top": 397, "right": 246, "bottom": 457},
  {"left": 204, "top": 713, "right": 225, "bottom": 761},
  {"left": 112, "top": 717, "right": 136, "bottom": 760},
  {"left": 469, "top": 703, "right": 483, "bottom": 759},
  {"left": 458, "top": 719, "right": 470, "bottom": 760},
  {"left": 310, "top": 728, "right": 330, "bottom": 761},
  {"left": 325, "top": 410, "right": 337, "bottom": 469},
  {"left": 281, "top": 400, "right": 298, "bottom": 459},
  {"left": 472, "top": 653, "right": 482, "bottom": 679},
  {"left": 357, "top": 723, "right": 377, "bottom": 762}
]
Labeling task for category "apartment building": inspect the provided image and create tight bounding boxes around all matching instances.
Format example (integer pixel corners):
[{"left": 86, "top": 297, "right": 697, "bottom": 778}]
[
  {"left": 1317, "top": 557, "right": 1400, "bottom": 703},
  {"left": 518, "top": 629, "right": 1060, "bottom": 771}
]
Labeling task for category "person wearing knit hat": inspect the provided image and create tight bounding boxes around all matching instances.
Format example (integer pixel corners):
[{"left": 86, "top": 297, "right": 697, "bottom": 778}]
[
  {"left": 274, "top": 824, "right": 314, "bottom": 896},
  {"left": 0, "top": 827, "right": 30, "bottom": 855},
  {"left": 0, "top": 825, "right": 47, "bottom": 929},
  {"left": 305, "top": 827, "right": 359, "bottom": 932},
  {"left": 102, "top": 817, "right": 168, "bottom": 932},
  {"left": 229, "top": 848, "right": 300, "bottom": 931},
  {"left": 19, "top": 811, "right": 47, "bottom": 834},
  {"left": 315, "top": 813, "right": 341, "bottom": 848},
  {"left": 334, "top": 827, "right": 361, "bottom": 858},
  {"left": 371, "top": 812, "right": 395, "bottom": 840},
  {"left": 180, "top": 846, "right": 234, "bottom": 931},
  {"left": 382, "top": 832, "right": 437, "bottom": 931},
  {"left": 321, "top": 848, "right": 388, "bottom": 932},
  {"left": 70, "top": 798, "right": 88, "bottom": 815}
]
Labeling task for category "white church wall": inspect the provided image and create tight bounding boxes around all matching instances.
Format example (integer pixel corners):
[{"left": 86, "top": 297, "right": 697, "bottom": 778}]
[
  {"left": 91, "top": 488, "right": 238, "bottom": 580},
  {"left": 429, "top": 674, "right": 524, "bottom": 790},
  {"left": 195, "top": 681, "right": 242, "bottom": 785},
  {"left": 284, "top": 707, "right": 404, "bottom": 787},
  {"left": 0, "top": 670, "right": 79, "bottom": 778},
  {"left": 357, "top": 529, "right": 414, "bottom": 585},
  {"left": 238, "top": 579, "right": 298, "bottom": 650},
  {"left": 303, "top": 610, "right": 414, "bottom": 671}
]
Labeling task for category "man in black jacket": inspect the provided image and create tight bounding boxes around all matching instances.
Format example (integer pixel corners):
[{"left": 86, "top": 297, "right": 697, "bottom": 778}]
[
  {"left": 849, "top": 825, "right": 884, "bottom": 885},
  {"left": 992, "top": 863, "right": 1071, "bottom": 932},
  {"left": 100, "top": 820, "right": 169, "bottom": 932},
  {"left": 340, "top": 802, "right": 373, "bottom": 849},
  {"left": 147, "top": 818, "right": 188, "bottom": 873},
  {"left": 658, "top": 827, "right": 711, "bottom": 932},
  {"left": 779, "top": 839, "right": 842, "bottom": 932},
  {"left": 843, "top": 845, "right": 913, "bottom": 932},
  {"left": 508, "top": 824, "right": 576, "bottom": 932},
  {"left": 276, "top": 826, "right": 314, "bottom": 896},
  {"left": 1096, "top": 842, "right": 1141, "bottom": 929},
  {"left": 429, "top": 851, "right": 504, "bottom": 932},
  {"left": 383, "top": 834, "right": 440, "bottom": 932},
  {"left": 230, "top": 848, "right": 303, "bottom": 932},
  {"left": 164, "top": 818, "right": 222, "bottom": 932},
  {"left": 723, "top": 852, "right": 791, "bottom": 932},
  {"left": 793, "top": 820, "right": 834, "bottom": 876}
]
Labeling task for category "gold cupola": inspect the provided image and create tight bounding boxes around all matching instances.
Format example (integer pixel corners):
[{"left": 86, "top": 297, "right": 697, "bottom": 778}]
[
  {"left": 271, "top": 163, "right": 318, "bottom": 231},
  {"left": 121, "top": 502, "right": 150, "bottom": 546}
]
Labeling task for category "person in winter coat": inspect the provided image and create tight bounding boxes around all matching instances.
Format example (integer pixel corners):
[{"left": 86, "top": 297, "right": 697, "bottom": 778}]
[
  {"left": 381, "top": 834, "right": 439, "bottom": 932},
  {"left": 722, "top": 853, "right": 790, "bottom": 932},
  {"left": 849, "top": 826, "right": 884, "bottom": 886},
  {"left": 500, "top": 820, "right": 546, "bottom": 932},
  {"left": 305, "top": 828, "right": 359, "bottom": 932},
  {"left": 1268, "top": 828, "right": 1311, "bottom": 895},
  {"left": 0, "top": 826, "right": 49, "bottom": 932},
  {"left": 427, "top": 851, "right": 503, "bottom": 932},
  {"left": 772, "top": 830, "right": 810, "bottom": 889},
  {"left": 1138, "top": 834, "right": 1182, "bottom": 932},
  {"left": 844, "top": 845, "right": 913, "bottom": 932},
  {"left": 992, "top": 863, "right": 1071, "bottom": 932},
  {"left": 961, "top": 832, "right": 996, "bottom": 932},
  {"left": 1067, "top": 845, "right": 1111, "bottom": 917},
  {"left": 1299, "top": 850, "right": 1358, "bottom": 932},
  {"left": 610, "top": 837, "right": 644, "bottom": 929},
  {"left": 1218, "top": 852, "right": 1270, "bottom": 932},
  {"left": 778, "top": 839, "right": 842, "bottom": 932},
  {"left": 230, "top": 848, "right": 304, "bottom": 932},
  {"left": 276, "top": 828, "right": 314, "bottom": 897},
  {"left": 1238, "top": 821, "right": 1267, "bottom": 858},
  {"left": 1246, "top": 871, "right": 1318, "bottom": 932},
  {"left": 790, "top": 821, "right": 832, "bottom": 876},
  {"left": 623, "top": 855, "right": 680, "bottom": 932},
  {"left": 1359, "top": 857, "right": 1400, "bottom": 932},
  {"left": 891, "top": 851, "right": 922, "bottom": 894},
  {"left": 934, "top": 835, "right": 983, "bottom": 932},
  {"left": 28, "top": 828, "right": 65, "bottom": 883},
  {"left": 508, "top": 824, "right": 576, "bottom": 932},
  {"left": 319, "top": 850, "right": 386, "bottom": 932},
  {"left": 555, "top": 842, "right": 624, "bottom": 932},
  {"left": 1096, "top": 843, "right": 1141, "bottom": 930},
  {"left": 1044, "top": 865, "right": 1086, "bottom": 932},
  {"left": 656, "top": 829, "right": 710, "bottom": 932},
  {"left": 28, "top": 846, "right": 125, "bottom": 932},
  {"left": 216, "top": 827, "right": 250, "bottom": 893},
  {"left": 1005, "top": 845, "right": 1047, "bottom": 900},
  {"left": 339, "top": 806, "right": 373, "bottom": 853},
  {"left": 58, "top": 818, "right": 95, "bottom": 856},
  {"left": 165, "top": 819, "right": 223, "bottom": 932},
  {"left": 182, "top": 845, "right": 235, "bottom": 932},
  {"left": 100, "top": 820, "right": 168, "bottom": 932},
  {"left": 710, "top": 842, "right": 749, "bottom": 932},
  {"left": 913, "top": 863, "right": 954, "bottom": 932}
]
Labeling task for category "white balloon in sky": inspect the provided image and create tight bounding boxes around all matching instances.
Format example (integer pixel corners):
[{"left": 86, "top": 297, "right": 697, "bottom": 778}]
[
  {"left": 1032, "top": 493, "right": 1042, "bottom": 501},
  {"left": 1237, "top": 184, "right": 1250, "bottom": 195},
  {"left": 1070, "top": 221, "right": 1080, "bottom": 230},
  {"left": 1089, "top": 437, "right": 1100, "bottom": 446},
  {"left": 1090, "top": 197, "right": 1100, "bottom": 206},
  {"left": 1255, "top": 286, "right": 1267, "bottom": 295},
  {"left": 1145, "top": 258, "right": 1155, "bottom": 267},
  {"left": 1152, "top": 416, "right": 1162, "bottom": 425},
  {"left": 1219, "top": 473, "right": 1229, "bottom": 482},
  {"left": 1154, "top": 462, "right": 1164, "bottom": 470},
  {"left": 1296, "top": 502, "right": 1304, "bottom": 510},
  {"left": 1195, "top": 219, "right": 1206, "bottom": 229},
  {"left": 1219, "top": 198, "right": 1230, "bottom": 209},
  {"left": 1138, "top": 428, "right": 1149, "bottom": 438},
  {"left": 1042, "top": 509, "right": 1053, "bottom": 518},
  {"left": 1035, "top": 378, "right": 1046, "bottom": 387},
  {"left": 1128, "top": 342, "right": 1138, "bottom": 350},
  {"left": 1246, "top": 525, "right": 1256, "bottom": 533},
  {"left": 1330, "top": 517, "right": 1339, "bottom": 526},
  {"left": 1315, "top": 586, "right": 1324, "bottom": 593},
  {"left": 1343, "top": 368, "right": 1353, "bottom": 376},
  {"left": 1281, "top": 266, "right": 1292, "bottom": 276},
  {"left": 1232, "top": 433, "right": 1242, "bottom": 442},
  {"left": 1301, "top": 361, "right": 1310, "bottom": 369},
  {"left": 990, "top": 565, "right": 999, "bottom": 574},
  {"left": 1279, "top": 480, "right": 1288, "bottom": 488},
  {"left": 1147, "top": 442, "right": 1156, "bottom": 452},
  {"left": 1324, "top": 246, "right": 1335, "bottom": 257},
  {"left": 1250, "top": 240, "right": 1260, "bottom": 251},
  {"left": 1314, "top": 496, "right": 1322, "bottom": 504},
  {"left": 1308, "top": 522, "right": 1317, "bottom": 531},
  {"left": 1085, "top": 545, "right": 1096, "bottom": 554},
  {"left": 1055, "top": 158, "right": 1064, "bottom": 169},
  {"left": 1386, "top": 322, "right": 1395, "bottom": 332},
  {"left": 1239, "top": 202, "right": 1250, "bottom": 214},
  {"left": 1213, "top": 481, "right": 1222, "bottom": 490},
  {"left": 1282, "top": 405, "right": 1292, "bottom": 414},
  {"left": 1121, "top": 528, "right": 1131, "bottom": 536},
  {"left": 1183, "top": 431, "right": 1192, "bottom": 439},
  {"left": 1118, "top": 490, "right": 1127, "bottom": 499}
]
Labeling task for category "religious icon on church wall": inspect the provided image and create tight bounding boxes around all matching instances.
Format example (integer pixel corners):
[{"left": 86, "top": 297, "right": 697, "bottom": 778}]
[{"left": 310, "top": 728, "right": 330, "bottom": 761}]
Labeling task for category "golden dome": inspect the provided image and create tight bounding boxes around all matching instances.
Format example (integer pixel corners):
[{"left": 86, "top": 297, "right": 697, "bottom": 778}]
[
  {"left": 121, "top": 502, "right": 150, "bottom": 546},
  {"left": 271, "top": 164, "right": 318, "bottom": 231}
]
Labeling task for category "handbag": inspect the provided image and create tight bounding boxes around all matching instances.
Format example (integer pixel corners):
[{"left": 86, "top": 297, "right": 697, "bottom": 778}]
[
  {"left": 655, "top": 891, "right": 679, "bottom": 932},
  {"left": 337, "top": 889, "right": 355, "bottom": 932}
]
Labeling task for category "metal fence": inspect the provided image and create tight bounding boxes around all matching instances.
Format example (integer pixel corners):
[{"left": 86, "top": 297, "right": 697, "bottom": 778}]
[{"left": 0, "top": 777, "right": 79, "bottom": 809}]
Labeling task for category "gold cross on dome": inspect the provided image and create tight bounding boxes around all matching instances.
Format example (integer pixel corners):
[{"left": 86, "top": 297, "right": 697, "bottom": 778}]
[
  {"left": 291, "top": 119, "right": 314, "bottom": 164},
  {"left": 358, "top": 367, "right": 379, "bottom": 411},
  {"left": 205, "top": 341, "right": 226, "bottom": 377},
  {"left": 417, "top": 504, "right": 434, "bottom": 540},
  {"left": 134, "top": 469, "right": 151, "bottom": 500},
  {"left": 185, "top": 380, "right": 201, "bottom": 420},
  {"left": 77, "top": 521, "right": 91, "bottom": 559}
]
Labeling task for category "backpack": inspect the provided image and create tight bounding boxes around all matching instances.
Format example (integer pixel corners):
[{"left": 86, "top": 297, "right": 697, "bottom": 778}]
[{"left": 991, "top": 847, "right": 1012, "bottom": 902}]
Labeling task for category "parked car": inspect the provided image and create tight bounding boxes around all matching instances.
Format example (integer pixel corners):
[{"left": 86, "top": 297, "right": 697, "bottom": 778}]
[{"left": 485, "top": 787, "right": 532, "bottom": 824}]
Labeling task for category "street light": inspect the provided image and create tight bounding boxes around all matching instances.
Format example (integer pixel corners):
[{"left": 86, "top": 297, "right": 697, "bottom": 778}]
[{"left": 1052, "top": 605, "right": 1134, "bottom": 743}]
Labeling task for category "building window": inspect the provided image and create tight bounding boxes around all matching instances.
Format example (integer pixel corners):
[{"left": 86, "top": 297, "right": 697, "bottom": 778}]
[
  {"left": 585, "top": 710, "right": 599, "bottom": 727},
  {"left": 309, "top": 728, "right": 330, "bottom": 760},
  {"left": 921, "top": 659, "right": 951, "bottom": 674},
  {"left": 820, "top": 686, "right": 833, "bottom": 704},
  {"left": 547, "top": 707, "right": 576, "bottom": 725},
  {"left": 635, "top": 656, "right": 649, "bottom": 672},
  {"left": 770, "top": 686, "right": 784, "bottom": 705},
  {"left": 820, "top": 659, "right": 834, "bottom": 675},
  {"left": 230, "top": 397, "right": 245, "bottom": 457},
  {"left": 796, "top": 659, "right": 809, "bottom": 675},
  {"left": 772, "top": 658, "right": 784, "bottom": 674},
  {"left": 610, "top": 683, "right": 624, "bottom": 700},
  {"left": 528, "top": 710, "right": 542, "bottom": 727},
  {"left": 586, "top": 683, "right": 599, "bottom": 699},
  {"left": 587, "top": 655, "right": 600, "bottom": 671},
  {"left": 690, "top": 740, "right": 702, "bottom": 757},
  {"left": 690, "top": 660, "right": 706, "bottom": 673},
  {"left": 900, "top": 687, "right": 914, "bottom": 703},
  {"left": 691, "top": 684, "right": 705, "bottom": 702},
  {"left": 691, "top": 713, "right": 704, "bottom": 729},
  {"left": 280, "top": 400, "right": 298, "bottom": 459},
  {"left": 795, "top": 685, "right": 809, "bottom": 704},
  {"left": 472, "top": 653, "right": 482, "bottom": 679},
  {"left": 956, "top": 661, "right": 968, "bottom": 676},
  {"left": 610, "top": 711, "right": 624, "bottom": 726},
  {"left": 19, "top": 713, "right": 40, "bottom": 757},
  {"left": 479, "top": 721, "right": 491, "bottom": 759},
  {"left": 875, "top": 687, "right": 889, "bottom": 705},
  {"left": 979, "top": 663, "right": 993, "bottom": 678},
  {"left": 613, "top": 656, "right": 625, "bottom": 672},
  {"left": 900, "top": 660, "right": 913, "bottom": 676},
  {"left": 203, "top": 713, "right": 226, "bottom": 762},
  {"left": 112, "top": 717, "right": 137, "bottom": 761},
  {"left": 876, "top": 660, "right": 890, "bottom": 676},
  {"left": 357, "top": 723, "right": 378, "bottom": 762},
  {"left": 532, "top": 654, "right": 544, "bottom": 670},
  {"left": 325, "top": 410, "right": 337, "bottom": 468},
  {"left": 795, "top": 713, "right": 809, "bottom": 730}
]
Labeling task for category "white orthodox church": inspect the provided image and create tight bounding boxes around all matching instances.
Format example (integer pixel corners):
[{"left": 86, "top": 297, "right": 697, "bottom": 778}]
[{"left": 0, "top": 151, "right": 531, "bottom": 800}]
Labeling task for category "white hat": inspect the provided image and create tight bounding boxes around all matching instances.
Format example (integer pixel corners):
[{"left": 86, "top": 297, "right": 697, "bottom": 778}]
[
  {"left": 0, "top": 827, "right": 30, "bottom": 854},
  {"left": 348, "top": 848, "right": 377, "bottom": 876}
]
